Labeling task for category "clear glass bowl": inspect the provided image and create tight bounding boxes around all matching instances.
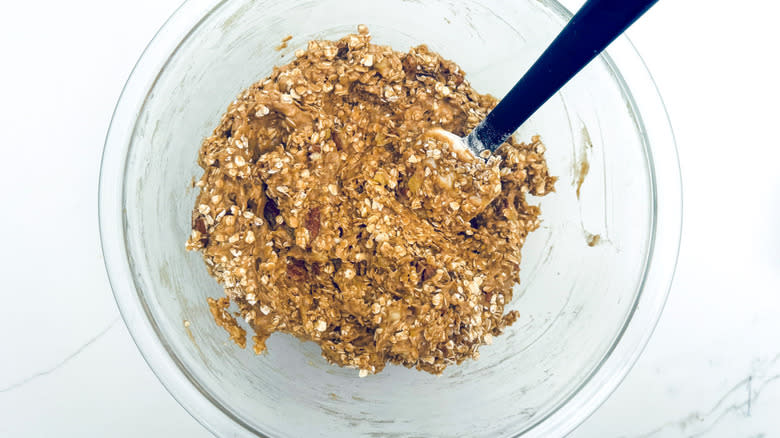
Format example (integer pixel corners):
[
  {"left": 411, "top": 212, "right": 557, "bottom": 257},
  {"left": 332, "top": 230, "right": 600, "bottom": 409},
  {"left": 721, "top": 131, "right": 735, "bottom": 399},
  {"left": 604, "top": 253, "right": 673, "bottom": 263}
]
[{"left": 99, "top": 0, "right": 682, "bottom": 436}]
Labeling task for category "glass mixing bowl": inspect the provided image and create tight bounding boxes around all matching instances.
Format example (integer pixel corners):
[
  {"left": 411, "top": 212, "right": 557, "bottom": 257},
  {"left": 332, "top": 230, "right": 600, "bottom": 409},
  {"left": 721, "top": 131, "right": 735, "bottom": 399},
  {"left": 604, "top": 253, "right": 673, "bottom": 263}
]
[{"left": 99, "top": 0, "right": 682, "bottom": 436}]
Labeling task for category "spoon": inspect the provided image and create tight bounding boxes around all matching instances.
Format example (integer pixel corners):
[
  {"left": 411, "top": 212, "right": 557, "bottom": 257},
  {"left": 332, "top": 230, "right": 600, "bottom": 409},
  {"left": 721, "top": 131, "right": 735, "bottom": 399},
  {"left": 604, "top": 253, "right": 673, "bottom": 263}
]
[{"left": 462, "top": 0, "right": 659, "bottom": 156}]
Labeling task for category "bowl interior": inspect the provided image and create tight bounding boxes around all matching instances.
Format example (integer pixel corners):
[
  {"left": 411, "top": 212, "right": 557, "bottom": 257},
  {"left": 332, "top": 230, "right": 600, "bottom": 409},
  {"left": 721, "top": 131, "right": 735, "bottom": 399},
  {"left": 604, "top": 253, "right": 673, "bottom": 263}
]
[{"left": 121, "top": 0, "right": 653, "bottom": 436}]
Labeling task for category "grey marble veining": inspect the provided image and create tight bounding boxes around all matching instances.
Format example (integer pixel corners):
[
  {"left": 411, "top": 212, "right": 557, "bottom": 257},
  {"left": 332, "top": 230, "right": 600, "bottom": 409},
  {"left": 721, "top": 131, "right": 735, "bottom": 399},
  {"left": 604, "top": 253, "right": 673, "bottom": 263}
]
[{"left": 1, "top": 0, "right": 779, "bottom": 437}]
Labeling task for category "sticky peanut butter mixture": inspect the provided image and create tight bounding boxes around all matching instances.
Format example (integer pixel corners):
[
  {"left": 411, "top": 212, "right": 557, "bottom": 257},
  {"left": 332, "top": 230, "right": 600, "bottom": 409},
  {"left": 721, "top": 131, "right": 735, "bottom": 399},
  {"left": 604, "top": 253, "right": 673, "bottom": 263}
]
[{"left": 186, "top": 27, "right": 555, "bottom": 375}]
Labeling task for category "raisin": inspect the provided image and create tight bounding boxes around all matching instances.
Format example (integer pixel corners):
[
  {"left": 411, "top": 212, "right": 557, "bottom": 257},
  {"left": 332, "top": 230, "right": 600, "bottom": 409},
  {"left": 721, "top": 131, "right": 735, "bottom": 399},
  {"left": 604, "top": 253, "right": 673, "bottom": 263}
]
[
  {"left": 193, "top": 217, "right": 208, "bottom": 234},
  {"left": 287, "top": 258, "right": 307, "bottom": 281},
  {"left": 336, "top": 43, "right": 348, "bottom": 59},
  {"left": 306, "top": 208, "right": 321, "bottom": 239},
  {"left": 469, "top": 215, "right": 486, "bottom": 229},
  {"left": 332, "top": 130, "right": 345, "bottom": 150},
  {"left": 356, "top": 260, "right": 368, "bottom": 276},
  {"left": 402, "top": 54, "right": 417, "bottom": 76},
  {"left": 421, "top": 266, "right": 435, "bottom": 282},
  {"left": 263, "top": 196, "right": 280, "bottom": 228}
]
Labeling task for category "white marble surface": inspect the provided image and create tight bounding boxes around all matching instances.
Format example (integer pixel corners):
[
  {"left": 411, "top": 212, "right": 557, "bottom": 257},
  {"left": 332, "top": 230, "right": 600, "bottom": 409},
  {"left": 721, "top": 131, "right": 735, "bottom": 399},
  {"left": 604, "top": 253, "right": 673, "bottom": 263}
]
[{"left": 1, "top": 1, "right": 779, "bottom": 437}]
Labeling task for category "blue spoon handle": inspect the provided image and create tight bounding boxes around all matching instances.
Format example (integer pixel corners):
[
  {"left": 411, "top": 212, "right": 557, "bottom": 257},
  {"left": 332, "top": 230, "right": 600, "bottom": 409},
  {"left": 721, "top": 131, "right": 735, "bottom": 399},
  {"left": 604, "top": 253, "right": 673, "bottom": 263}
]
[{"left": 467, "top": 0, "right": 658, "bottom": 153}]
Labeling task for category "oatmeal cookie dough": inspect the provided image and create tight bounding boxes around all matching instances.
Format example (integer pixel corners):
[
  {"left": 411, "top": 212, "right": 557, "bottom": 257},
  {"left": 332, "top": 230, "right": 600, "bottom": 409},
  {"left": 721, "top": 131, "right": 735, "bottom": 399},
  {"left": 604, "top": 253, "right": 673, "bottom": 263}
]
[{"left": 187, "top": 27, "right": 555, "bottom": 375}]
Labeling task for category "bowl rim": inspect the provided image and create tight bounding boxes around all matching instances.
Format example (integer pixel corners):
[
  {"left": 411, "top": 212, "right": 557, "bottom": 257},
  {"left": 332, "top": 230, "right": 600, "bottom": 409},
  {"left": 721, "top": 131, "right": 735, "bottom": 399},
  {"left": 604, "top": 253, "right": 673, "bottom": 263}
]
[{"left": 98, "top": 0, "right": 682, "bottom": 436}]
